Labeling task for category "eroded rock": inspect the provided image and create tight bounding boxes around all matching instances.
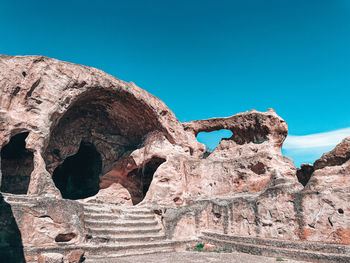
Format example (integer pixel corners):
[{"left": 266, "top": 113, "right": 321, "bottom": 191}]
[
  {"left": 37, "top": 253, "right": 63, "bottom": 263},
  {"left": 0, "top": 55, "right": 349, "bottom": 261},
  {"left": 66, "top": 249, "right": 85, "bottom": 263},
  {"left": 81, "top": 183, "right": 132, "bottom": 206},
  {"left": 313, "top": 137, "right": 350, "bottom": 170}
]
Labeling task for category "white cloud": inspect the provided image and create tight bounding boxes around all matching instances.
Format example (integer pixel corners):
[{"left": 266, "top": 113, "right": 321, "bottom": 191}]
[
  {"left": 282, "top": 127, "right": 350, "bottom": 167},
  {"left": 284, "top": 127, "right": 350, "bottom": 150}
]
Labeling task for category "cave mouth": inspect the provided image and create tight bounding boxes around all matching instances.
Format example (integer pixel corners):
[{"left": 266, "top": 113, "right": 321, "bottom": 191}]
[
  {"left": 0, "top": 132, "right": 33, "bottom": 194},
  {"left": 126, "top": 157, "right": 166, "bottom": 205},
  {"left": 52, "top": 141, "right": 102, "bottom": 200}
]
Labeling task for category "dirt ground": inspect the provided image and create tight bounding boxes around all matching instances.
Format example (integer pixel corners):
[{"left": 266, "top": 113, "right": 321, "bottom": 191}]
[{"left": 96, "top": 251, "right": 310, "bottom": 263}]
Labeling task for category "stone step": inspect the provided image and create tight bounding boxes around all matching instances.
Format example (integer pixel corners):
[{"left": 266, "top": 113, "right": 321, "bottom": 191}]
[
  {"left": 5, "top": 200, "right": 36, "bottom": 207},
  {"left": 122, "top": 214, "right": 155, "bottom": 220},
  {"left": 83, "top": 246, "right": 174, "bottom": 262},
  {"left": 87, "top": 233, "right": 166, "bottom": 243},
  {"left": 85, "top": 241, "right": 175, "bottom": 255},
  {"left": 82, "top": 203, "right": 154, "bottom": 213},
  {"left": 84, "top": 213, "right": 120, "bottom": 221},
  {"left": 83, "top": 206, "right": 113, "bottom": 213},
  {"left": 85, "top": 219, "right": 158, "bottom": 228},
  {"left": 24, "top": 240, "right": 175, "bottom": 256},
  {"left": 88, "top": 226, "right": 162, "bottom": 236},
  {"left": 84, "top": 212, "right": 155, "bottom": 221},
  {"left": 201, "top": 231, "right": 350, "bottom": 255},
  {"left": 201, "top": 234, "right": 350, "bottom": 263},
  {"left": 2, "top": 194, "right": 39, "bottom": 203},
  {"left": 119, "top": 207, "right": 154, "bottom": 214}
]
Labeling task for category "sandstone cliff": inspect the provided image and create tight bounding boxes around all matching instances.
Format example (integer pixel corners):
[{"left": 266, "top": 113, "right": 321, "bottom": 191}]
[{"left": 0, "top": 56, "right": 349, "bottom": 261}]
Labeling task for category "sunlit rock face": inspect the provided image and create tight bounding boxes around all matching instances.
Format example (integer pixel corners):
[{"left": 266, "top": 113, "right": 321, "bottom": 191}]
[
  {"left": 0, "top": 55, "right": 349, "bottom": 251},
  {"left": 299, "top": 137, "right": 350, "bottom": 244},
  {"left": 0, "top": 55, "right": 201, "bottom": 201}
]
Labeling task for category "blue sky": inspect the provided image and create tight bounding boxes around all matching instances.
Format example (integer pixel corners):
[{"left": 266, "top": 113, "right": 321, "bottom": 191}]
[{"left": 1, "top": 0, "right": 350, "bottom": 166}]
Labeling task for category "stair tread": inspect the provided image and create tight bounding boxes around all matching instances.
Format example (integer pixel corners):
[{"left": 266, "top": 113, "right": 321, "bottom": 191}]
[
  {"left": 24, "top": 240, "right": 176, "bottom": 252},
  {"left": 85, "top": 219, "right": 157, "bottom": 224},
  {"left": 202, "top": 235, "right": 350, "bottom": 259},
  {"left": 85, "top": 247, "right": 174, "bottom": 259},
  {"left": 202, "top": 231, "right": 350, "bottom": 251},
  {"left": 89, "top": 226, "right": 161, "bottom": 231},
  {"left": 91, "top": 236, "right": 165, "bottom": 240}
]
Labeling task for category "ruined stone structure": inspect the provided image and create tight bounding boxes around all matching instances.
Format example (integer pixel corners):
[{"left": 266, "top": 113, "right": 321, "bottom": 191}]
[{"left": 0, "top": 55, "right": 349, "bottom": 262}]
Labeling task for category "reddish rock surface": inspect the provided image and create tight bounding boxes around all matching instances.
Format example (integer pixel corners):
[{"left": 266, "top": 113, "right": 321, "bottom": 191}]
[
  {"left": 313, "top": 137, "right": 350, "bottom": 170},
  {"left": 0, "top": 55, "right": 349, "bottom": 261},
  {"left": 66, "top": 249, "right": 85, "bottom": 263}
]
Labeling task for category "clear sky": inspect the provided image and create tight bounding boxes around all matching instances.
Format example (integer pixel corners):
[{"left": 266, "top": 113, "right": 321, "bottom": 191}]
[{"left": 1, "top": 0, "right": 350, "bottom": 166}]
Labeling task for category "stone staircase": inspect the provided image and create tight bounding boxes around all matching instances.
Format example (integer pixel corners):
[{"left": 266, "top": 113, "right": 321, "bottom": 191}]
[
  {"left": 82, "top": 202, "right": 176, "bottom": 261},
  {"left": 2, "top": 193, "right": 39, "bottom": 206},
  {"left": 201, "top": 231, "right": 350, "bottom": 263},
  {"left": 1, "top": 193, "right": 177, "bottom": 261}
]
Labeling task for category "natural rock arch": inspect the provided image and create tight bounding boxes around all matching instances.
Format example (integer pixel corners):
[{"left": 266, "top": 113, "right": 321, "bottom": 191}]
[{"left": 0, "top": 132, "right": 34, "bottom": 194}]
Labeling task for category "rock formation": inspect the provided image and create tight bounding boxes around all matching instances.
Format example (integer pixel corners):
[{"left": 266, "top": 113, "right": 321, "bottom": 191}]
[{"left": 0, "top": 55, "right": 349, "bottom": 262}]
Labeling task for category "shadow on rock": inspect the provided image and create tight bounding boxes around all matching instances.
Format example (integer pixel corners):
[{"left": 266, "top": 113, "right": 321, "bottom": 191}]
[{"left": 0, "top": 193, "right": 26, "bottom": 263}]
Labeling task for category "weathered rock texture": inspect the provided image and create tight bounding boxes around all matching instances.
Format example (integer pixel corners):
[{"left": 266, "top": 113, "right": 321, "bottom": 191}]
[
  {"left": 0, "top": 55, "right": 202, "bottom": 200},
  {"left": 299, "top": 137, "right": 350, "bottom": 244},
  {"left": 0, "top": 55, "right": 349, "bottom": 261}
]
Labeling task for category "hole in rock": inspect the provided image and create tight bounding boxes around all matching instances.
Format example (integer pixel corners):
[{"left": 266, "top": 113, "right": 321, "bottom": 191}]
[
  {"left": 213, "top": 212, "right": 222, "bottom": 218},
  {"left": 0, "top": 132, "right": 33, "bottom": 194},
  {"left": 52, "top": 142, "right": 102, "bottom": 200},
  {"left": 338, "top": 208, "right": 344, "bottom": 214},
  {"left": 55, "top": 233, "right": 76, "bottom": 242},
  {"left": 197, "top": 129, "right": 233, "bottom": 158},
  {"left": 126, "top": 157, "right": 166, "bottom": 205}
]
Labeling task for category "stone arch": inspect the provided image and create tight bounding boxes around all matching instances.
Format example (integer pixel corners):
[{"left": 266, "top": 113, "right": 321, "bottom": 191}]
[
  {"left": 44, "top": 88, "right": 167, "bottom": 200},
  {"left": 1, "top": 132, "right": 34, "bottom": 194}
]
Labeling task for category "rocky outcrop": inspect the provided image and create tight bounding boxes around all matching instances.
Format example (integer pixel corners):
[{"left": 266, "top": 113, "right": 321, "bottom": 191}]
[
  {"left": 313, "top": 137, "right": 350, "bottom": 170},
  {"left": 298, "top": 137, "right": 350, "bottom": 244},
  {"left": 0, "top": 55, "right": 203, "bottom": 198},
  {"left": 142, "top": 109, "right": 301, "bottom": 208},
  {"left": 0, "top": 55, "right": 349, "bottom": 262},
  {"left": 183, "top": 108, "right": 287, "bottom": 150},
  {"left": 81, "top": 183, "right": 132, "bottom": 206}
]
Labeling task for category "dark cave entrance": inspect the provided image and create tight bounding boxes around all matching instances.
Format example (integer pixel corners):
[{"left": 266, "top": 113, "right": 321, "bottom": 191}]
[
  {"left": 52, "top": 142, "right": 102, "bottom": 200},
  {"left": 0, "top": 132, "right": 33, "bottom": 194},
  {"left": 126, "top": 157, "right": 166, "bottom": 205}
]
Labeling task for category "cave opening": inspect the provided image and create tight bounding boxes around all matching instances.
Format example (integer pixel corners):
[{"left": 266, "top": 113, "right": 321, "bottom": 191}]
[
  {"left": 44, "top": 89, "right": 168, "bottom": 202},
  {"left": 126, "top": 157, "right": 166, "bottom": 205},
  {"left": 0, "top": 132, "right": 34, "bottom": 194},
  {"left": 52, "top": 141, "right": 102, "bottom": 200}
]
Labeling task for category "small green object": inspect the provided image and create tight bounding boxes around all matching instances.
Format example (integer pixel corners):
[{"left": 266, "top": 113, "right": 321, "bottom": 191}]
[
  {"left": 194, "top": 243, "right": 204, "bottom": 252},
  {"left": 215, "top": 247, "right": 231, "bottom": 253},
  {"left": 276, "top": 258, "right": 284, "bottom": 262}
]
